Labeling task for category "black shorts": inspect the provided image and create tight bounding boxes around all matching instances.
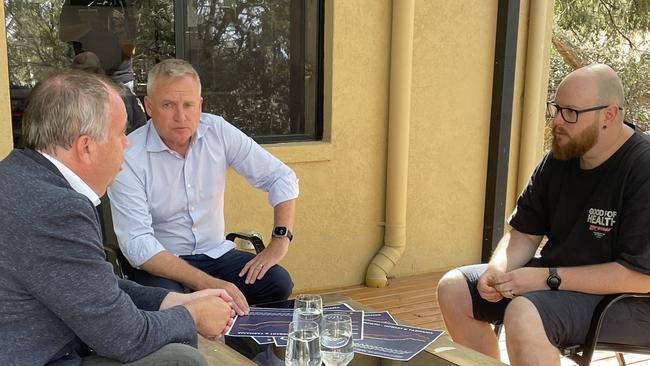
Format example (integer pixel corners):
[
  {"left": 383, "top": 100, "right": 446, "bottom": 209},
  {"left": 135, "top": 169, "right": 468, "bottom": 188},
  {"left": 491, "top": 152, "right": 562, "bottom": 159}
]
[{"left": 458, "top": 263, "right": 650, "bottom": 347}]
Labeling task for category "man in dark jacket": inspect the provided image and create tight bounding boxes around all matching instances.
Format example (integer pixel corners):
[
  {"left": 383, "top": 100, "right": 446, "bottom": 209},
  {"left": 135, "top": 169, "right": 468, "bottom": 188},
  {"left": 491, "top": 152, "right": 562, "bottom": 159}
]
[{"left": 0, "top": 69, "right": 234, "bottom": 365}]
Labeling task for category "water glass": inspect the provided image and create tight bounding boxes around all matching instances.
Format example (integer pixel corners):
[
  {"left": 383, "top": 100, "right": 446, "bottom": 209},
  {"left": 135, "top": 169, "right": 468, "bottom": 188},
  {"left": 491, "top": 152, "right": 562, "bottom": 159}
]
[
  {"left": 285, "top": 320, "right": 322, "bottom": 366},
  {"left": 320, "top": 314, "right": 354, "bottom": 366},
  {"left": 293, "top": 294, "right": 323, "bottom": 324}
]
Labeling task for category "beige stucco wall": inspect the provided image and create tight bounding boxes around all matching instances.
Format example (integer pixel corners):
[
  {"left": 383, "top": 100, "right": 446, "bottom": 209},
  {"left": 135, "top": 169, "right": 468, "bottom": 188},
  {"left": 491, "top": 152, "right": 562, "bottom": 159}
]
[
  {"left": 398, "top": 1, "right": 499, "bottom": 275},
  {"left": 0, "top": 0, "right": 551, "bottom": 292},
  {"left": 0, "top": 3, "right": 11, "bottom": 159}
]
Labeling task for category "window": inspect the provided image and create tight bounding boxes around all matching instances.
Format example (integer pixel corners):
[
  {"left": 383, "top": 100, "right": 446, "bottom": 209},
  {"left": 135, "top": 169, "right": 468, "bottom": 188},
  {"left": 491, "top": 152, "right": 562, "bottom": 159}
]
[{"left": 4, "top": 0, "right": 323, "bottom": 145}]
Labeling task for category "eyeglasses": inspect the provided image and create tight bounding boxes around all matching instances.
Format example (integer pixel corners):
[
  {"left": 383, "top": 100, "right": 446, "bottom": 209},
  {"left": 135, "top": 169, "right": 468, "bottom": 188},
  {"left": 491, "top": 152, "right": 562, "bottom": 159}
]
[{"left": 546, "top": 101, "right": 622, "bottom": 124}]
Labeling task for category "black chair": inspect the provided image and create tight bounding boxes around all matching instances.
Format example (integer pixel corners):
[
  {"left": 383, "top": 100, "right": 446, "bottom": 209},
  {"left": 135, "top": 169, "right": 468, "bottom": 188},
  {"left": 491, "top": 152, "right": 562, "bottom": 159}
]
[
  {"left": 96, "top": 195, "right": 266, "bottom": 280},
  {"left": 97, "top": 195, "right": 134, "bottom": 279},
  {"left": 494, "top": 293, "right": 650, "bottom": 365}
]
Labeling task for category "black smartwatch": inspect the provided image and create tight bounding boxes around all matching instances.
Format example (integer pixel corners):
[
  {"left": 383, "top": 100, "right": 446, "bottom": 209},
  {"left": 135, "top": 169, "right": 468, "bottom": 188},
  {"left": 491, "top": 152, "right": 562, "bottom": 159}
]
[
  {"left": 546, "top": 267, "right": 561, "bottom": 291},
  {"left": 272, "top": 226, "right": 293, "bottom": 242}
]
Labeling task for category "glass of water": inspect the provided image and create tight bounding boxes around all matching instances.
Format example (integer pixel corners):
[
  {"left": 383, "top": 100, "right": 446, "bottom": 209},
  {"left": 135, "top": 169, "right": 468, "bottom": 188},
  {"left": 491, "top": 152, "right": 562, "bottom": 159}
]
[
  {"left": 293, "top": 294, "right": 323, "bottom": 324},
  {"left": 320, "top": 314, "right": 354, "bottom": 366},
  {"left": 285, "top": 320, "right": 322, "bottom": 366}
]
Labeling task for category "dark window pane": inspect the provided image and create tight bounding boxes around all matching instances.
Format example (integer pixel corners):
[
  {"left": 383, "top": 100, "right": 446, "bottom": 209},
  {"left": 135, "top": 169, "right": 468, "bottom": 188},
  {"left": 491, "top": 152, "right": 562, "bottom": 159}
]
[
  {"left": 178, "top": 0, "right": 321, "bottom": 141},
  {"left": 4, "top": 0, "right": 322, "bottom": 145}
]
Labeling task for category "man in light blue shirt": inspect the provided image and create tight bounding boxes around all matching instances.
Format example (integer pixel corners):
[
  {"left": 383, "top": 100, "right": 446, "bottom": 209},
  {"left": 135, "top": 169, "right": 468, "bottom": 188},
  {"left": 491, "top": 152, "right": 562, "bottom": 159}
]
[{"left": 108, "top": 59, "right": 298, "bottom": 316}]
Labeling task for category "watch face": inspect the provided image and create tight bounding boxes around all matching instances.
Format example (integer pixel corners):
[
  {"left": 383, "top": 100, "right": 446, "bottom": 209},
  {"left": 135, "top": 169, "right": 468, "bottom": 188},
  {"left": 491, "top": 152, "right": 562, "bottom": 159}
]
[
  {"left": 274, "top": 227, "right": 288, "bottom": 236},
  {"left": 548, "top": 276, "right": 561, "bottom": 289}
]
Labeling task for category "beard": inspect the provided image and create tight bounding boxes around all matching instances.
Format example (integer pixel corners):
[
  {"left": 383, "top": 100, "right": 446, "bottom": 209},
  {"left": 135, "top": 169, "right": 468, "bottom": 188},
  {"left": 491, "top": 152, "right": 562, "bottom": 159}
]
[{"left": 551, "top": 118, "right": 599, "bottom": 160}]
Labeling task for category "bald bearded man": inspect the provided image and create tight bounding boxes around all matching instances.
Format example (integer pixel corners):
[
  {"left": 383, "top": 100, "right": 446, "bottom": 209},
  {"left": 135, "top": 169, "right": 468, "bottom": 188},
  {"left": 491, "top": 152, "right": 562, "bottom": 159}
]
[{"left": 437, "top": 64, "right": 650, "bottom": 366}]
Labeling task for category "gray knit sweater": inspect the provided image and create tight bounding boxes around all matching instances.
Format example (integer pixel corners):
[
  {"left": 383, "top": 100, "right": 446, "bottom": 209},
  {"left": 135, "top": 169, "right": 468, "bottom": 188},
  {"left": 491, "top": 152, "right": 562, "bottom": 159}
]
[{"left": 0, "top": 149, "right": 197, "bottom": 365}]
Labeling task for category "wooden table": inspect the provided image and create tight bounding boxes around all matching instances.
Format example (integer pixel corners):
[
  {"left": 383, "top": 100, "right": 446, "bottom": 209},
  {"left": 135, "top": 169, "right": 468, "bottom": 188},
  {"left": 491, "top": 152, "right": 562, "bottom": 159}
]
[
  {"left": 197, "top": 293, "right": 506, "bottom": 365},
  {"left": 197, "top": 337, "right": 255, "bottom": 365}
]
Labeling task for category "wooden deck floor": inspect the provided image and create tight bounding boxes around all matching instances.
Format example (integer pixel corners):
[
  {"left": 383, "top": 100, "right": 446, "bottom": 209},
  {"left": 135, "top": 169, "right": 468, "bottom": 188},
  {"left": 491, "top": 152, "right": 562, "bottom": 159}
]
[{"left": 311, "top": 271, "right": 650, "bottom": 366}]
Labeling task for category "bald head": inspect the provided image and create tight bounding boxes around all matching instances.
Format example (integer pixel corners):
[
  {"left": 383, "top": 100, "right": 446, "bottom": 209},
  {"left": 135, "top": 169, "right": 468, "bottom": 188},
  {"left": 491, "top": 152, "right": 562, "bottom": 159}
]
[{"left": 558, "top": 64, "right": 625, "bottom": 122}]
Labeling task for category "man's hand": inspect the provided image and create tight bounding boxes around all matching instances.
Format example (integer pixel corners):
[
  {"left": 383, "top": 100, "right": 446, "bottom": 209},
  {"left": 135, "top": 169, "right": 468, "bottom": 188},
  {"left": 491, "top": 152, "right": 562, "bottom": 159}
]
[
  {"left": 160, "top": 288, "right": 233, "bottom": 312},
  {"left": 183, "top": 295, "right": 233, "bottom": 341},
  {"left": 239, "top": 237, "right": 289, "bottom": 285},
  {"left": 493, "top": 267, "right": 548, "bottom": 298},
  {"left": 207, "top": 278, "right": 250, "bottom": 316},
  {"left": 477, "top": 266, "right": 506, "bottom": 302}
]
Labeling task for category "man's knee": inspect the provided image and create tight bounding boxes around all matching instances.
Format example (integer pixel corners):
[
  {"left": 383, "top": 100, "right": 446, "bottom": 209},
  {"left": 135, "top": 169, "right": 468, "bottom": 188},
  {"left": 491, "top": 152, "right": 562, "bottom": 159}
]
[
  {"left": 437, "top": 269, "right": 470, "bottom": 307},
  {"left": 503, "top": 296, "right": 546, "bottom": 342},
  {"left": 264, "top": 265, "right": 293, "bottom": 300},
  {"left": 246, "top": 265, "right": 293, "bottom": 305}
]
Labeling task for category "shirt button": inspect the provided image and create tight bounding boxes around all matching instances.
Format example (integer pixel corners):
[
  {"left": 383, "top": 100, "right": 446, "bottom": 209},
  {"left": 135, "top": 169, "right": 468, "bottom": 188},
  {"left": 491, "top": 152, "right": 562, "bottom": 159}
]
[{"left": 187, "top": 184, "right": 192, "bottom": 188}]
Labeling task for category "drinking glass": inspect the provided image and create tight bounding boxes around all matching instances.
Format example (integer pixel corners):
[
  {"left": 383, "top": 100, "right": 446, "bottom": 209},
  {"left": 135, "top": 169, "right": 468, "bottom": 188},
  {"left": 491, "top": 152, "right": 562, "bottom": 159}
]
[
  {"left": 285, "top": 320, "right": 322, "bottom": 366},
  {"left": 293, "top": 294, "right": 323, "bottom": 324},
  {"left": 320, "top": 314, "right": 354, "bottom": 366}
]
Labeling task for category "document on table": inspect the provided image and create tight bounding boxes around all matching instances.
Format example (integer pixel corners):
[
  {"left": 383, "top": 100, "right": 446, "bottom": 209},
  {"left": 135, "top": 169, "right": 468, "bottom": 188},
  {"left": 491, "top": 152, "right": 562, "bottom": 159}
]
[
  {"left": 228, "top": 302, "right": 444, "bottom": 362},
  {"left": 227, "top": 302, "right": 362, "bottom": 339},
  {"left": 354, "top": 320, "right": 444, "bottom": 361},
  {"left": 249, "top": 303, "right": 355, "bottom": 344},
  {"left": 364, "top": 311, "right": 397, "bottom": 324},
  {"left": 227, "top": 308, "right": 293, "bottom": 337}
]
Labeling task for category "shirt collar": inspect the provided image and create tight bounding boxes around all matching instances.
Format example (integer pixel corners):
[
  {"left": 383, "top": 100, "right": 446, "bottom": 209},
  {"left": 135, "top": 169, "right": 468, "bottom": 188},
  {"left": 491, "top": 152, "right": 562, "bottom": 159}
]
[
  {"left": 39, "top": 151, "right": 101, "bottom": 207},
  {"left": 145, "top": 117, "right": 209, "bottom": 153}
]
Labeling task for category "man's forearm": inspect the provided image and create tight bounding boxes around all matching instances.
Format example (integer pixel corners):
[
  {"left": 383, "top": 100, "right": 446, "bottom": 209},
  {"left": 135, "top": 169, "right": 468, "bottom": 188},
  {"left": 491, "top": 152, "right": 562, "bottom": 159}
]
[
  {"left": 273, "top": 199, "right": 295, "bottom": 229},
  {"left": 559, "top": 262, "right": 650, "bottom": 294},
  {"left": 141, "top": 251, "right": 216, "bottom": 290},
  {"left": 489, "top": 229, "right": 542, "bottom": 272}
]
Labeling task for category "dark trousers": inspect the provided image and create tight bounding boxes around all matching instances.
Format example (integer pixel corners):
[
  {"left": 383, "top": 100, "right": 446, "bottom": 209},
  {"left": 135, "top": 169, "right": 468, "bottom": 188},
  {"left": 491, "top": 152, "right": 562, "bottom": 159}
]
[{"left": 132, "top": 249, "right": 293, "bottom": 305}]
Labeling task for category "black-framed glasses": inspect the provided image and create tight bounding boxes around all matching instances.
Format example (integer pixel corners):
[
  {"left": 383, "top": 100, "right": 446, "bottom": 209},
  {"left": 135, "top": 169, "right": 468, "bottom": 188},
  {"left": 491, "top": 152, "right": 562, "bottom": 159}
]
[{"left": 546, "top": 101, "right": 622, "bottom": 124}]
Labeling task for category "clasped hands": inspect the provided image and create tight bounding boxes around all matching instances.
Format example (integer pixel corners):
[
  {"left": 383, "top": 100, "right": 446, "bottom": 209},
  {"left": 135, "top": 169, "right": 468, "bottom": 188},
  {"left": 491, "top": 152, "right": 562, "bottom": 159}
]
[
  {"left": 477, "top": 267, "right": 548, "bottom": 302},
  {"left": 163, "top": 289, "right": 236, "bottom": 342}
]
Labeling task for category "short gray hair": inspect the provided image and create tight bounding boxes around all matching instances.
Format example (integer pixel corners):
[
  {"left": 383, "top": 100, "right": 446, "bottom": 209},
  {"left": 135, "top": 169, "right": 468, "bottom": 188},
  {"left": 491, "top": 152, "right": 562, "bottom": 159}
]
[
  {"left": 22, "top": 69, "right": 121, "bottom": 153},
  {"left": 147, "top": 59, "right": 202, "bottom": 95}
]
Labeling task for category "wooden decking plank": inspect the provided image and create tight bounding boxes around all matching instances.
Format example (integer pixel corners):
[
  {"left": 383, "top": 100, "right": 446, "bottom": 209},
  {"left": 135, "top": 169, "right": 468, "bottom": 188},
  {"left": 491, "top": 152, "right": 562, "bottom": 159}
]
[{"left": 350, "top": 294, "right": 436, "bottom": 308}]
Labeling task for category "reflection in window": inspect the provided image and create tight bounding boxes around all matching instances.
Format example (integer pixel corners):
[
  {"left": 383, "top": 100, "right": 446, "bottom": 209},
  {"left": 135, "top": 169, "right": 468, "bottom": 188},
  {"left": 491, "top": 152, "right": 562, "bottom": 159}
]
[{"left": 4, "top": 0, "right": 322, "bottom": 145}]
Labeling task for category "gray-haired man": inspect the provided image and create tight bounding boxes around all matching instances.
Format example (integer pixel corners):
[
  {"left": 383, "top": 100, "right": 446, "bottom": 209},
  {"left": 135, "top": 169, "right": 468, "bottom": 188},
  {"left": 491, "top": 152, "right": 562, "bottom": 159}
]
[{"left": 0, "top": 70, "right": 234, "bottom": 365}]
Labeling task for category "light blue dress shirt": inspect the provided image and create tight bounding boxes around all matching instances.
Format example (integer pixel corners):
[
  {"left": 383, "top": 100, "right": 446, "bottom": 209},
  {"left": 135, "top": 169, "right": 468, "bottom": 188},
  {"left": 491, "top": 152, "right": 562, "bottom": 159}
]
[{"left": 107, "top": 113, "right": 299, "bottom": 267}]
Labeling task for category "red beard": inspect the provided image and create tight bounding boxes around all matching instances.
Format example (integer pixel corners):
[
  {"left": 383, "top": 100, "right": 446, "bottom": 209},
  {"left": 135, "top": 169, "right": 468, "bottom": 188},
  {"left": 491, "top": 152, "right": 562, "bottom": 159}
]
[{"left": 551, "top": 119, "right": 599, "bottom": 160}]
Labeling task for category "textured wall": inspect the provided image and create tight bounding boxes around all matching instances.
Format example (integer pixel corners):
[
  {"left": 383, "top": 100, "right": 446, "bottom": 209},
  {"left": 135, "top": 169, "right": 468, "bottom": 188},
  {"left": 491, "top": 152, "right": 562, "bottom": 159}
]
[{"left": 397, "top": 1, "right": 499, "bottom": 274}]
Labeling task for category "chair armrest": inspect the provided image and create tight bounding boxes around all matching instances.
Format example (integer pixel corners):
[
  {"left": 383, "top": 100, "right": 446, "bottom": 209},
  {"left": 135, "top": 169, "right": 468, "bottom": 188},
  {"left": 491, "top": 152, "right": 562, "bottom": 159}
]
[
  {"left": 104, "top": 246, "right": 129, "bottom": 279},
  {"left": 226, "top": 232, "right": 265, "bottom": 254}
]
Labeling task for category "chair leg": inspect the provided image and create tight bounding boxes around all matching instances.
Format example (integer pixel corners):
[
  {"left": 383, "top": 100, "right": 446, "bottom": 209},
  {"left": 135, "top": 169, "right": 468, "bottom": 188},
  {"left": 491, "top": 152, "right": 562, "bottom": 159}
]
[
  {"left": 615, "top": 352, "right": 626, "bottom": 366},
  {"left": 493, "top": 323, "right": 503, "bottom": 339}
]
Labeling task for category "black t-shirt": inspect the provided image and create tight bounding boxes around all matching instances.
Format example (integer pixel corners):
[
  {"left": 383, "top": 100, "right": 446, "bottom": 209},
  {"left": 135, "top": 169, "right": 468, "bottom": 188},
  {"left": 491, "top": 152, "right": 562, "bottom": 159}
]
[{"left": 509, "top": 125, "right": 650, "bottom": 274}]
